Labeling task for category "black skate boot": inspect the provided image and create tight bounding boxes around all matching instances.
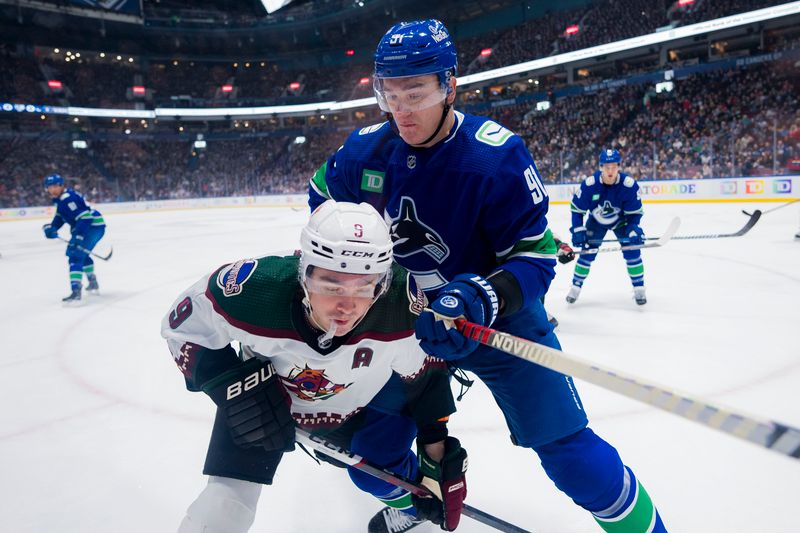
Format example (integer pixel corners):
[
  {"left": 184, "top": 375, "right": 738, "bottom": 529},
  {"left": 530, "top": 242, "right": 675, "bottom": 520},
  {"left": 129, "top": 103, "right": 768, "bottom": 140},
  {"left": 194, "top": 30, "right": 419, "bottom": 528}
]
[
  {"left": 86, "top": 274, "right": 99, "bottom": 293},
  {"left": 633, "top": 286, "right": 647, "bottom": 305},
  {"left": 368, "top": 507, "right": 426, "bottom": 533},
  {"left": 62, "top": 287, "right": 82, "bottom": 304}
]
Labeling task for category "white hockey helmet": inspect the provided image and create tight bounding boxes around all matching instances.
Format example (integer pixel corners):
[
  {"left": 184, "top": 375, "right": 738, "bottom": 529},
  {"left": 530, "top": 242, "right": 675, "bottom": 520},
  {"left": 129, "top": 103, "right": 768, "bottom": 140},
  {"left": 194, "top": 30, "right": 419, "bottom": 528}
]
[{"left": 300, "top": 199, "right": 393, "bottom": 284}]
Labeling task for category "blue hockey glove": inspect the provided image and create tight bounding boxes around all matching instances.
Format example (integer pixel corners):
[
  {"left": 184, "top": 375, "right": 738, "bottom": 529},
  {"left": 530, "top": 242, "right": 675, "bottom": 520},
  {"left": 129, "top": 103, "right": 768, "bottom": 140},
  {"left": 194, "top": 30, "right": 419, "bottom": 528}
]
[
  {"left": 415, "top": 274, "right": 498, "bottom": 360},
  {"left": 66, "top": 234, "right": 85, "bottom": 257},
  {"left": 623, "top": 224, "right": 645, "bottom": 245},
  {"left": 414, "top": 437, "right": 468, "bottom": 531},
  {"left": 43, "top": 224, "right": 58, "bottom": 239},
  {"left": 570, "top": 226, "right": 587, "bottom": 248}
]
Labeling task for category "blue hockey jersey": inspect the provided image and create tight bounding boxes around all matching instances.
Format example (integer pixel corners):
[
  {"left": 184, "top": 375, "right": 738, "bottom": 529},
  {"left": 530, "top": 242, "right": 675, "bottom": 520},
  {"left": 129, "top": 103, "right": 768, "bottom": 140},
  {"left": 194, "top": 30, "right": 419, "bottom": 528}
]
[
  {"left": 570, "top": 171, "right": 643, "bottom": 229},
  {"left": 48, "top": 188, "right": 105, "bottom": 236},
  {"left": 308, "top": 111, "right": 557, "bottom": 307}
]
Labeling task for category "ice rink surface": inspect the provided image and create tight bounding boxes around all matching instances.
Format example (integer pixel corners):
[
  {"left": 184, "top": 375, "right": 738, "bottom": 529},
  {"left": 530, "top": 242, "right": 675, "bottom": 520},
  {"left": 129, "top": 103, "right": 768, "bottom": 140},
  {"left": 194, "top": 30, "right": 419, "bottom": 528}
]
[{"left": 1, "top": 201, "right": 798, "bottom": 533}]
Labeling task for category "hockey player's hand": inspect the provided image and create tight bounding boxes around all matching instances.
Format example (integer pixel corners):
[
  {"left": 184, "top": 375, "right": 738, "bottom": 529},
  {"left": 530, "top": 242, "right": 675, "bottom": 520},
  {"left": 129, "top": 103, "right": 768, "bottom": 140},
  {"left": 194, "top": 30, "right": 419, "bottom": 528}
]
[
  {"left": 556, "top": 241, "right": 576, "bottom": 264},
  {"left": 623, "top": 224, "right": 645, "bottom": 245},
  {"left": 570, "top": 226, "right": 587, "bottom": 248},
  {"left": 203, "top": 358, "right": 295, "bottom": 452},
  {"left": 414, "top": 437, "right": 468, "bottom": 531},
  {"left": 67, "top": 234, "right": 85, "bottom": 250},
  {"left": 43, "top": 224, "right": 58, "bottom": 239},
  {"left": 415, "top": 274, "right": 498, "bottom": 360}
]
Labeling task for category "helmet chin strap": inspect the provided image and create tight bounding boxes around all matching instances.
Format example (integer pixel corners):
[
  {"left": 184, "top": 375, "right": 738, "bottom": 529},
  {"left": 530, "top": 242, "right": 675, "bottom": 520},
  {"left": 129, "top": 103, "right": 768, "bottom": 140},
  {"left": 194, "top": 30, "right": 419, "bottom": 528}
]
[{"left": 387, "top": 101, "right": 452, "bottom": 148}]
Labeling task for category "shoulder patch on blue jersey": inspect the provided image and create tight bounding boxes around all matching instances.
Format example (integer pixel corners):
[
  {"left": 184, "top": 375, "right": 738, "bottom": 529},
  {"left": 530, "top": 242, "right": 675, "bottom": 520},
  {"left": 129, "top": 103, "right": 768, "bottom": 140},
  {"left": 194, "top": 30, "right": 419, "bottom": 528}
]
[
  {"left": 216, "top": 259, "right": 258, "bottom": 297},
  {"left": 623, "top": 176, "right": 635, "bottom": 188},
  {"left": 358, "top": 122, "right": 386, "bottom": 136},
  {"left": 474, "top": 120, "right": 514, "bottom": 147},
  {"left": 586, "top": 175, "right": 596, "bottom": 186},
  {"left": 361, "top": 169, "right": 385, "bottom": 193}
]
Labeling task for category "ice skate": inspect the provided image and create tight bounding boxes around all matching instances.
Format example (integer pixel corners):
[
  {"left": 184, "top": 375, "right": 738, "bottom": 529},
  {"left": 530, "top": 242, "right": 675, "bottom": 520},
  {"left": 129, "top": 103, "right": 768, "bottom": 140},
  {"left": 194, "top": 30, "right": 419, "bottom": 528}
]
[
  {"left": 546, "top": 311, "right": 559, "bottom": 328},
  {"left": 62, "top": 287, "right": 82, "bottom": 304},
  {"left": 565, "top": 284, "right": 581, "bottom": 304},
  {"left": 368, "top": 507, "right": 427, "bottom": 533},
  {"left": 86, "top": 274, "right": 99, "bottom": 293},
  {"left": 633, "top": 286, "right": 647, "bottom": 305}
]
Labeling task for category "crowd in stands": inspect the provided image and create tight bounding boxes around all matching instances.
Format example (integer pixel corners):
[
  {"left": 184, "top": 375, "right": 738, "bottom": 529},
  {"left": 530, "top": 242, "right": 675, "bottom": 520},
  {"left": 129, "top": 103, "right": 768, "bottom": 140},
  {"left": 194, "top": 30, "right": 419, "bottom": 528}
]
[
  {"left": 1, "top": 0, "right": 787, "bottom": 107},
  {"left": 2, "top": 55, "right": 797, "bottom": 209}
]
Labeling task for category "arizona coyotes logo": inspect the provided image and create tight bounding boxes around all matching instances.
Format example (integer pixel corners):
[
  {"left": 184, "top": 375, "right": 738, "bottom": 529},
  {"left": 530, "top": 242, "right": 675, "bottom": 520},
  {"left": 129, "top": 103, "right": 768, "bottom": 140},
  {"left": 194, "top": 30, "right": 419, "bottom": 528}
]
[
  {"left": 388, "top": 197, "right": 449, "bottom": 263},
  {"left": 283, "top": 364, "right": 351, "bottom": 401}
]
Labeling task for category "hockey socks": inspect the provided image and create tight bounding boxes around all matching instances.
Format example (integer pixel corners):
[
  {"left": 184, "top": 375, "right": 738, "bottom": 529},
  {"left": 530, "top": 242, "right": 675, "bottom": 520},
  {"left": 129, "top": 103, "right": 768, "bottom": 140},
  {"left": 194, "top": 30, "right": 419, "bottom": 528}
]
[{"left": 592, "top": 467, "right": 666, "bottom": 533}]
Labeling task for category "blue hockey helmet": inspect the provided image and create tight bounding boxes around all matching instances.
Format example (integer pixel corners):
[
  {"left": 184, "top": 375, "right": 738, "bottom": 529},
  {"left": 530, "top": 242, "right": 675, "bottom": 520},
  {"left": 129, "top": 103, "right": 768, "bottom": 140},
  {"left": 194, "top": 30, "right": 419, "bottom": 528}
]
[
  {"left": 373, "top": 19, "right": 458, "bottom": 113},
  {"left": 599, "top": 149, "right": 621, "bottom": 165},
  {"left": 43, "top": 173, "right": 65, "bottom": 188}
]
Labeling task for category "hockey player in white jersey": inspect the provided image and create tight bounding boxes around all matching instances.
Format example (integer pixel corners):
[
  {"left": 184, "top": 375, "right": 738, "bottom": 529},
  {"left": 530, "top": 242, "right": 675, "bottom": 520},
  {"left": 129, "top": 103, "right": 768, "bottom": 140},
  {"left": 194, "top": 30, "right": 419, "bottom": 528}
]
[{"left": 162, "top": 200, "right": 467, "bottom": 533}]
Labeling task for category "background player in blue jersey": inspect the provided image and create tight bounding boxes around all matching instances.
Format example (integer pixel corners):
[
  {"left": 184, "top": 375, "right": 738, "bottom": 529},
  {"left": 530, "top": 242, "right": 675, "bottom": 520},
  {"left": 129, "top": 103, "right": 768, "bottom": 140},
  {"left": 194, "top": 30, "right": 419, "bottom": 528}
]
[
  {"left": 308, "top": 19, "right": 666, "bottom": 533},
  {"left": 567, "top": 149, "right": 647, "bottom": 305},
  {"left": 42, "top": 174, "right": 106, "bottom": 303}
]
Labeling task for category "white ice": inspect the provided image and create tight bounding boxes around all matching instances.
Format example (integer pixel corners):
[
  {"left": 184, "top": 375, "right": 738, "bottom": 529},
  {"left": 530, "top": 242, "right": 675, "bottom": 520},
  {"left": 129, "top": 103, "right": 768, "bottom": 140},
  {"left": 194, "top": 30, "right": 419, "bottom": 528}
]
[{"left": 1, "top": 201, "right": 798, "bottom": 533}]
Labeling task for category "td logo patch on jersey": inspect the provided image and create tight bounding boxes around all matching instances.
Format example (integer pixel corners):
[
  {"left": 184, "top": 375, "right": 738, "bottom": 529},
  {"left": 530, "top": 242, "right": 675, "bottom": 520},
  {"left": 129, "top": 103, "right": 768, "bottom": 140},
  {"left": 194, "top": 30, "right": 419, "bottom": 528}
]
[
  {"left": 389, "top": 196, "right": 449, "bottom": 263},
  {"left": 216, "top": 259, "right": 258, "bottom": 297}
]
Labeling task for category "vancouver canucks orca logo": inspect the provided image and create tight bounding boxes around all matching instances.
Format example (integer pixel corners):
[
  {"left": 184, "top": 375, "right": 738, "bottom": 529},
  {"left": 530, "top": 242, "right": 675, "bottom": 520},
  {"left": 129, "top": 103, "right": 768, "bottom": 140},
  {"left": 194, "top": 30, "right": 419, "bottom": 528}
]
[
  {"left": 591, "top": 200, "right": 621, "bottom": 226},
  {"left": 389, "top": 197, "right": 449, "bottom": 263}
]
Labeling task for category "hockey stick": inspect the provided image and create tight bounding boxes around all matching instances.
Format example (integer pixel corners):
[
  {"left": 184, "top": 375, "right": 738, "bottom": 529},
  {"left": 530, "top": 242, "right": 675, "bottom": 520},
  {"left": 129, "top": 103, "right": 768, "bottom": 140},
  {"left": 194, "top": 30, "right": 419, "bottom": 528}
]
[
  {"left": 295, "top": 429, "right": 533, "bottom": 533},
  {"left": 450, "top": 318, "right": 800, "bottom": 461},
  {"left": 57, "top": 236, "right": 113, "bottom": 261},
  {"left": 743, "top": 198, "right": 800, "bottom": 216},
  {"left": 601, "top": 209, "right": 761, "bottom": 243},
  {"left": 574, "top": 216, "right": 680, "bottom": 256}
]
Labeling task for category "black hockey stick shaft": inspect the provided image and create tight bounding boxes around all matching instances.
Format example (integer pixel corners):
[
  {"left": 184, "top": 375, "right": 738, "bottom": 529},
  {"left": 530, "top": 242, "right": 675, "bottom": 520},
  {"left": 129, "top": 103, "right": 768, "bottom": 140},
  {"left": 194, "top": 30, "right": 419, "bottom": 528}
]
[
  {"left": 452, "top": 318, "right": 800, "bottom": 462},
  {"left": 743, "top": 198, "right": 800, "bottom": 216},
  {"left": 295, "top": 429, "right": 533, "bottom": 533},
  {"left": 575, "top": 216, "right": 680, "bottom": 255},
  {"left": 602, "top": 210, "right": 761, "bottom": 242},
  {"left": 57, "top": 236, "right": 113, "bottom": 261}
]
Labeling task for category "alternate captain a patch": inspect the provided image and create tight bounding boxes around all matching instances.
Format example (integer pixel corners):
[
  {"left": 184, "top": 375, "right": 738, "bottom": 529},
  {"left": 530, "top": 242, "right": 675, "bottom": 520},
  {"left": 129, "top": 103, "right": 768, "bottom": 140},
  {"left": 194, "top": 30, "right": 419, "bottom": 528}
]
[{"left": 216, "top": 259, "right": 258, "bottom": 297}]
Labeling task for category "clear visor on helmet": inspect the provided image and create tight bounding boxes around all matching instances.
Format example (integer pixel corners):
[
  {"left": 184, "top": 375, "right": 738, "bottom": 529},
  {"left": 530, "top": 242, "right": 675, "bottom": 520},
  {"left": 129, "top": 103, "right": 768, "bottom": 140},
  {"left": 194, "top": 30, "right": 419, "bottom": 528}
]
[
  {"left": 373, "top": 73, "right": 449, "bottom": 113},
  {"left": 303, "top": 265, "right": 388, "bottom": 299}
]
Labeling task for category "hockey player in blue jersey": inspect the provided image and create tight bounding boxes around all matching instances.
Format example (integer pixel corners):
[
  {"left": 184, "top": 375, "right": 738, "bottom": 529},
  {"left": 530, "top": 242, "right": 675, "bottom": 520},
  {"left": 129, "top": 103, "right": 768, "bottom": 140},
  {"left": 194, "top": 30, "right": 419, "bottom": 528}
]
[
  {"left": 308, "top": 20, "right": 666, "bottom": 533},
  {"left": 42, "top": 174, "right": 106, "bottom": 302},
  {"left": 567, "top": 149, "right": 647, "bottom": 305}
]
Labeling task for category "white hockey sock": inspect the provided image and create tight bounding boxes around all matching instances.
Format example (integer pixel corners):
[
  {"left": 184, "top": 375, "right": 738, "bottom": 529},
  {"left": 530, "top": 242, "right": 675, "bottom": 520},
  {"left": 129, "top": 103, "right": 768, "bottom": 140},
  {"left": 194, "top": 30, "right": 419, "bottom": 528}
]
[{"left": 178, "top": 476, "right": 262, "bottom": 533}]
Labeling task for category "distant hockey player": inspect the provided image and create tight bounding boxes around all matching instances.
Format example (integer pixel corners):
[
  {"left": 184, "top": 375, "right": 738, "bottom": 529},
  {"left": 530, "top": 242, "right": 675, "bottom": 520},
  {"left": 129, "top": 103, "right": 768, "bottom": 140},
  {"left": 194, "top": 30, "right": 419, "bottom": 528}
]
[
  {"left": 567, "top": 149, "right": 647, "bottom": 305},
  {"left": 162, "top": 201, "right": 467, "bottom": 533},
  {"left": 309, "top": 20, "right": 666, "bottom": 533},
  {"left": 41, "top": 174, "right": 105, "bottom": 303}
]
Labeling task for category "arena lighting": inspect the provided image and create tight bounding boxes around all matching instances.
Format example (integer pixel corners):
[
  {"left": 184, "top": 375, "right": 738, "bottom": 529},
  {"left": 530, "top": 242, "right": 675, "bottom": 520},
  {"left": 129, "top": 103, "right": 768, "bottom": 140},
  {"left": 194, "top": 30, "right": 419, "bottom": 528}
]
[
  {"left": 5, "top": 3, "right": 795, "bottom": 121},
  {"left": 565, "top": 25, "right": 580, "bottom": 36},
  {"left": 358, "top": 77, "right": 370, "bottom": 85},
  {"left": 345, "top": 49, "right": 355, "bottom": 56},
  {"left": 480, "top": 48, "right": 492, "bottom": 57},
  {"left": 47, "top": 80, "right": 62, "bottom": 89},
  {"left": 221, "top": 84, "right": 234, "bottom": 92},
  {"left": 289, "top": 82, "right": 301, "bottom": 90},
  {"left": 132, "top": 86, "right": 146, "bottom": 95}
]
